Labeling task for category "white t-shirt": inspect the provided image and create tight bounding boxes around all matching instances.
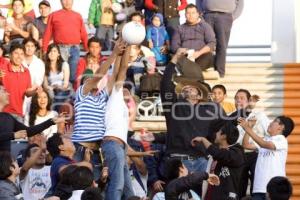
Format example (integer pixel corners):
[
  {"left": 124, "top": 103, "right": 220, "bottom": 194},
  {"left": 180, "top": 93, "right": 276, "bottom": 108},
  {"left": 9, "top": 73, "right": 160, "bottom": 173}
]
[
  {"left": 129, "top": 169, "right": 148, "bottom": 198},
  {"left": 20, "top": 166, "right": 51, "bottom": 200},
  {"left": 104, "top": 86, "right": 129, "bottom": 144},
  {"left": 68, "top": 190, "right": 84, "bottom": 200},
  {"left": 253, "top": 135, "right": 288, "bottom": 193},
  {"left": 24, "top": 111, "right": 58, "bottom": 139},
  {"left": 152, "top": 190, "right": 200, "bottom": 200},
  {"left": 23, "top": 55, "right": 45, "bottom": 87}
]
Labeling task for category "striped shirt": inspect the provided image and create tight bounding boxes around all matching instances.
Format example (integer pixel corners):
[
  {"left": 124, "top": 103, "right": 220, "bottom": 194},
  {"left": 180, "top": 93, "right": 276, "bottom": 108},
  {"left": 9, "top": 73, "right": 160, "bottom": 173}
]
[{"left": 72, "top": 85, "right": 108, "bottom": 142}]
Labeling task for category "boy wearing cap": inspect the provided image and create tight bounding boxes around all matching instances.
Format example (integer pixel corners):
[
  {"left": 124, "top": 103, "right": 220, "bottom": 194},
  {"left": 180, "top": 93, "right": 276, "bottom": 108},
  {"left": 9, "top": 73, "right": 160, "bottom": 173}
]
[
  {"left": 32, "top": 0, "right": 51, "bottom": 47},
  {"left": 239, "top": 116, "right": 295, "bottom": 200}
]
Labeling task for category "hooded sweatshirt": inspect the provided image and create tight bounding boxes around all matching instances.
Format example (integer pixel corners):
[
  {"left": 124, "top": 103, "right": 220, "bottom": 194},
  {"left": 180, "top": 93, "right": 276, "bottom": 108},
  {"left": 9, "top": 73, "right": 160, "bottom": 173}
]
[
  {"left": 0, "top": 179, "right": 23, "bottom": 200},
  {"left": 146, "top": 13, "right": 170, "bottom": 47}
]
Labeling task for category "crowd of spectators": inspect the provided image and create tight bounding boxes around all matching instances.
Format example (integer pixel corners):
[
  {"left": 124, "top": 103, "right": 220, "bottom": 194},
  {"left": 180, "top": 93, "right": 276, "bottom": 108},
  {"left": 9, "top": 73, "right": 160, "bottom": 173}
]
[{"left": 0, "top": 0, "right": 295, "bottom": 200}]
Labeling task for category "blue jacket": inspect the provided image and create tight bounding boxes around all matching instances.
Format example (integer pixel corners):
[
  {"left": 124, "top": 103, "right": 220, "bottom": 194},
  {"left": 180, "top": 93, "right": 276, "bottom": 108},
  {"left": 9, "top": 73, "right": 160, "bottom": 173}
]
[{"left": 146, "top": 13, "right": 170, "bottom": 47}]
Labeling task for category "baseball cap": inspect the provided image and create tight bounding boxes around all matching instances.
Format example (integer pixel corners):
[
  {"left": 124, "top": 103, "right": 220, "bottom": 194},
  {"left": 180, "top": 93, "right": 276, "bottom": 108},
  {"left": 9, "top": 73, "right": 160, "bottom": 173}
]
[{"left": 39, "top": 0, "right": 51, "bottom": 7}]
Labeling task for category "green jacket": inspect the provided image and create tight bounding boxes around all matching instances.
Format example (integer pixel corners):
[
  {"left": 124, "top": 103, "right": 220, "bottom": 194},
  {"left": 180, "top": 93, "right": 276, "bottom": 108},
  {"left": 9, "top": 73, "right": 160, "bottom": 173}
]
[{"left": 88, "top": 0, "right": 116, "bottom": 26}]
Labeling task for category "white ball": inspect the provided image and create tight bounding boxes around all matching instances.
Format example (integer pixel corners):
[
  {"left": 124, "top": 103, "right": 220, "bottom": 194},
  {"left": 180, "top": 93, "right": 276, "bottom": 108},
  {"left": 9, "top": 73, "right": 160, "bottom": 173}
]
[
  {"left": 111, "top": 3, "right": 122, "bottom": 13},
  {"left": 122, "top": 22, "right": 146, "bottom": 45}
]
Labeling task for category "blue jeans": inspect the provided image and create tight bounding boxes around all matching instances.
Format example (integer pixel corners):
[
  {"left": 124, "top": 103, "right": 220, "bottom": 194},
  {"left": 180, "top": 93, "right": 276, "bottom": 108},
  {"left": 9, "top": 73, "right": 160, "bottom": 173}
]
[
  {"left": 102, "top": 140, "right": 134, "bottom": 200},
  {"left": 182, "top": 157, "right": 208, "bottom": 173},
  {"left": 73, "top": 143, "right": 102, "bottom": 180},
  {"left": 59, "top": 45, "right": 81, "bottom": 83},
  {"left": 252, "top": 193, "right": 267, "bottom": 200}
]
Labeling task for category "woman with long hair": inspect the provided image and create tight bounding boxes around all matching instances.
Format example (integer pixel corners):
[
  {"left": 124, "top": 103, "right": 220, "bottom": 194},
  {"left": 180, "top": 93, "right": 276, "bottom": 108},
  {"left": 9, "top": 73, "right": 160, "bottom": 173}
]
[
  {"left": 24, "top": 89, "right": 59, "bottom": 139},
  {"left": 43, "top": 43, "right": 71, "bottom": 112}
]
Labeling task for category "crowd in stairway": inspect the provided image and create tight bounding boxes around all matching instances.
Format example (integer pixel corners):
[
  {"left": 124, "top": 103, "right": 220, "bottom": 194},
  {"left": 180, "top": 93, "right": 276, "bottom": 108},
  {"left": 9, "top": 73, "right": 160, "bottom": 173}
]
[{"left": 0, "top": 0, "right": 296, "bottom": 200}]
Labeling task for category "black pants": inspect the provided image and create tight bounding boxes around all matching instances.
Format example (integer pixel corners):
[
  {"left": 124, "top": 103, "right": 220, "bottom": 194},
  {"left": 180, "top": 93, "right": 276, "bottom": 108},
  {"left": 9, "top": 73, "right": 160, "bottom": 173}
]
[
  {"left": 239, "top": 151, "right": 258, "bottom": 198},
  {"left": 204, "top": 12, "right": 233, "bottom": 77}
]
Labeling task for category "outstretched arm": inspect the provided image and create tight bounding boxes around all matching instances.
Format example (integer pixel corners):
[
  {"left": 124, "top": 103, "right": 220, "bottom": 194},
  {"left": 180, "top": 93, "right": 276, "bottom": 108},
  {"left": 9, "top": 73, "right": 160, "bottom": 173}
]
[
  {"left": 82, "top": 40, "right": 126, "bottom": 95},
  {"left": 239, "top": 118, "right": 275, "bottom": 150}
]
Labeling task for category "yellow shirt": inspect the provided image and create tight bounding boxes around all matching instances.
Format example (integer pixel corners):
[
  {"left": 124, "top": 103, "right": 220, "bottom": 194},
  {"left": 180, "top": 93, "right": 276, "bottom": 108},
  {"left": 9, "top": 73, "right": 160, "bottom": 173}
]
[{"left": 220, "top": 101, "right": 236, "bottom": 114}]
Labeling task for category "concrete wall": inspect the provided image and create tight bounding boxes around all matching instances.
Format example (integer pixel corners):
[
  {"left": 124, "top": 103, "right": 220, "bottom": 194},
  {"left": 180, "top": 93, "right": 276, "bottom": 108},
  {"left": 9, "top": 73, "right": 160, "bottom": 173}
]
[{"left": 271, "top": 0, "right": 296, "bottom": 63}]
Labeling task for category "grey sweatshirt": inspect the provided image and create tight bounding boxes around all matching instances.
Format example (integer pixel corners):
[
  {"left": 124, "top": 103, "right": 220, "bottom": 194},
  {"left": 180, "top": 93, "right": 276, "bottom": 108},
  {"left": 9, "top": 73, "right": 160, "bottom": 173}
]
[
  {"left": 0, "top": 180, "right": 23, "bottom": 200},
  {"left": 202, "top": 0, "right": 244, "bottom": 20}
]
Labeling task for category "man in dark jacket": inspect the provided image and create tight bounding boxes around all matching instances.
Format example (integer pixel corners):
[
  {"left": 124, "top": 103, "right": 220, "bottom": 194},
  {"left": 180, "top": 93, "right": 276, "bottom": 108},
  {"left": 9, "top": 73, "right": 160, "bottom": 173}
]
[
  {"left": 161, "top": 48, "right": 225, "bottom": 174},
  {"left": 192, "top": 121, "right": 245, "bottom": 200},
  {"left": 164, "top": 158, "right": 220, "bottom": 200}
]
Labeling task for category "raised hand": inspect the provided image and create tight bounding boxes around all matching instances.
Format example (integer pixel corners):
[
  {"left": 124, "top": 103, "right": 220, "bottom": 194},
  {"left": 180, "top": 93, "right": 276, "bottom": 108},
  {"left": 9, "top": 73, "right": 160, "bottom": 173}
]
[
  {"left": 207, "top": 174, "right": 220, "bottom": 186},
  {"left": 191, "top": 136, "right": 204, "bottom": 147},
  {"left": 14, "top": 130, "right": 27, "bottom": 139}
]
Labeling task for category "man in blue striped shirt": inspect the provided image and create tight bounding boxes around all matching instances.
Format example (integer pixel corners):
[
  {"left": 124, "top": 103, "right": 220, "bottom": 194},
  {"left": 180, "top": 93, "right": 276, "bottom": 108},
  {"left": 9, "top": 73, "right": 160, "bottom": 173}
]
[{"left": 71, "top": 40, "right": 127, "bottom": 180}]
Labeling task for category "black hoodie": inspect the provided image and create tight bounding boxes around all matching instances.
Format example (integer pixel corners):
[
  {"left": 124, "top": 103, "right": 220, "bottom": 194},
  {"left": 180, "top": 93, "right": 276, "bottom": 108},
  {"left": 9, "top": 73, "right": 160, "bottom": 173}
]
[{"left": 206, "top": 143, "right": 245, "bottom": 200}]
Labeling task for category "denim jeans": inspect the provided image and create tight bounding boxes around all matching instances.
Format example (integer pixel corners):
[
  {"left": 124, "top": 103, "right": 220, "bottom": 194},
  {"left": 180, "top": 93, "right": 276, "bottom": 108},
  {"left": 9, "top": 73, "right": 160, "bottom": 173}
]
[
  {"left": 73, "top": 143, "right": 102, "bottom": 180},
  {"left": 252, "top": 193, "right": 267, "bottom": 200},
  {"left": 182, "top": 157, "right": 208, "bottom": 196},
  {"left": 182, "top": 157, "right": 208, "bottom": 173},
  {"left": 102, "top": 140, "right": 134, "bottom": 200},
  {"left": 58, "top": 45, "right": 81, "bottom": 83}
]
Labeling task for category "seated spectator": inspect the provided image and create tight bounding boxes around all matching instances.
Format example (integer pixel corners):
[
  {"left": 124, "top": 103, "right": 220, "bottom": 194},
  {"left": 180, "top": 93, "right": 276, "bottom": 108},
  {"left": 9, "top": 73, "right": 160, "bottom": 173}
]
[
  {"left": 22, "top": 37, "right": 45, "bottom": 115},
  {"left": 127, "top": 153, "right": 148, "bottom": 198},
  {"left": 239, "top": 116, "right": 294, "bottom": 200},
  {"left": 0, "top": 151, "right": 22, "bottom": 200},
  {"left": 153, "top": 158, "right": 219, "bottom": 200},
  {"left": 75, "top": 37, "right": 106, "bottom": 90},
  {"left": 3, "top": 0, "right": 33, "bottom": 47},
  {"left": 0, "top": 0, "right": 35, "bottom": 19},
  {"left": 23, "top": 38, "right": 45, "bottom": 87},
  {"left": 171, "top": 4, "right": 216, "bottom": 77},
  {"left": 24, "top": 89, "right": 59, "bottom": 139},
  {"left": 146, "top": 13, "right": 170, "bottom": 65},
  {"left": 20, "top": 144, "right": 51, "bottom": 200},
  {"left": 191, "top": 121, "right": 244, "bottom": 200},
  {"left": 212, "top": 84, "right": 235, "bottom": 114},
  {"left": 68, "top": 166, "right": 95, "bottom": 200},
  {"left": 1, "top": 43, "right": 41, "bottom": 122},
  {"left": 0, "top": 85, "right": 65, "bottom": 152},
  {"left": 267, "top": 176, "right": 293, "bottom": 200},
  {"left": 46, "top": 133, "right": 92, "bottom": 195},
  {"left": 81, "top": 187, "right": 103, "bottom": 200},
  {"left": 127, "top": 45, "right": 155, "bottom": 95},
  {"left": 32, "top": 0, "right": 51, "bottom": 48},
  {"left": 43, "top": 44, "right": 71, "bottom": 112}
]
